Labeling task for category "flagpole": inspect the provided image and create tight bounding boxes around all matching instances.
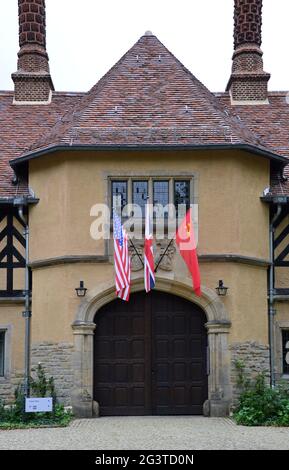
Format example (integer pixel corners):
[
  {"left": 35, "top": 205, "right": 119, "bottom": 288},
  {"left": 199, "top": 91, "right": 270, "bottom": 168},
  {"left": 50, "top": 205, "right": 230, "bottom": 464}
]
[{"left": 144, "top": 196, "right": 156, "bottom": 292}]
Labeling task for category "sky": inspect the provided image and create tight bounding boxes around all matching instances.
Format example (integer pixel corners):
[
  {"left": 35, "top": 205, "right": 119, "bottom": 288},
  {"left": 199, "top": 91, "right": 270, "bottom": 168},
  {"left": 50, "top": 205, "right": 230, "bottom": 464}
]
[{"left": 0, "top": 0, "right": 288, "bottom": 93}]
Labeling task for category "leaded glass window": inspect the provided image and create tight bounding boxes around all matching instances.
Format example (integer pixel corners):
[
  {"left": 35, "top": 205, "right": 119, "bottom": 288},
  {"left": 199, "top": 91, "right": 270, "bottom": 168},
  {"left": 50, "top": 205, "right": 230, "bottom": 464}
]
[
  {"left": 153, "top": 181, "right": 169, "bottom": 207},
  {"left": 133, "top": 181, "right": 148, "bottom": 216},
  {"left": 112, "top": 181, "right": 127, "bottom": 213},
  {"left": 174, "top": 181, "right": 190, "bottom": 213},
  {"left": 153, "top": 180, "right": 169, "bottom": 219}
]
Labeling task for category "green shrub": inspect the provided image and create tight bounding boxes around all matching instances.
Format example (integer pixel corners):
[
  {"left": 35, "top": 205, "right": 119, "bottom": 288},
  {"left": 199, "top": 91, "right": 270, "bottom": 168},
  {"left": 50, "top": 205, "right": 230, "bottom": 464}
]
[
  {"left": 233, "top": 362, "right": 289, "bottom": 427},
  {"left": 0, "top": 364, "right": 72, "bottom": 429}
]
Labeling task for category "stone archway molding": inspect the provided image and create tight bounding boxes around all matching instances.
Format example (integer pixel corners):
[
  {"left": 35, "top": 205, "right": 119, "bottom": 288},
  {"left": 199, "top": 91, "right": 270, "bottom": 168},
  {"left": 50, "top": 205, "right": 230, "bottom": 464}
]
[
  {"left": 75, "top": 274, "right": 230, "bottom": 324},
  {"left": 71, "top": 275, "right": 232, "bottom": 418}
]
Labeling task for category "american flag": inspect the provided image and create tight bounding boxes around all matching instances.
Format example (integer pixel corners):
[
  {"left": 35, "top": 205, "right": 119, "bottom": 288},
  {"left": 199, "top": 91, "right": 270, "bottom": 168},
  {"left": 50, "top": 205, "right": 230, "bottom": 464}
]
[
  {"left": 144, "top": 202, "right": 155, "bottom": 293},
  {"left": 113, "top": 212, "right": 131, "bottom": 301}
]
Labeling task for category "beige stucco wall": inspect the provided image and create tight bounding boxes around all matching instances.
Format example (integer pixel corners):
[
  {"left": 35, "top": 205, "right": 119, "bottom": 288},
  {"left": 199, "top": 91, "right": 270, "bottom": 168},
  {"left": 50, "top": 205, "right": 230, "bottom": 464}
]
[
  {"left": 28, "top": 149, "right": 270, "bottom": 262},
  {"left": 0, "top": 148, "right": 272, "bottom": 408},
  {"left": 30, "top": 261, "right": 268, "bottom": 346},
  {"left": 31, "top": 263, "right": 112, "bottom": 344},
  {"left": 200, "top": 262, "right": 268, "bottom": 344},
  {"left": 275, "top": 301, "right": 289, "bottom": 323},
  {"left": 27, "top": 149, "right": 270, "bottom": 347}
]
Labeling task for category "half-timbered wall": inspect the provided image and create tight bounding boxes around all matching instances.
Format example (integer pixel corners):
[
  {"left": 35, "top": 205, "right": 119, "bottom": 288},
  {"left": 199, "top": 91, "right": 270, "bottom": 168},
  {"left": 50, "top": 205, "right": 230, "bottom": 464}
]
[
  {"left": 273, "top": 207, "right": 289, "bottom": 293},
  {"left": 271, "top": 206, "right": 289, "bottom": 381},
  {"left": 0, "top": 206, "right": 26, "bottom": 298}
]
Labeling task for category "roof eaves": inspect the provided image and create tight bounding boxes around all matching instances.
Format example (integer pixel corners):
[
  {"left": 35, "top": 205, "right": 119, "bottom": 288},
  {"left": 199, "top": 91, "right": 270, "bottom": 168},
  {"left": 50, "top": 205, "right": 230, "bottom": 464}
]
[
  {"left": 9, "top": 142, "right": 289, "bottom": 169},
  {"left": 260, "top": 195, "right": 289, "bottom": 204},
  {"left": 0, "top": 197, "right": 39, "bottom": 205}
]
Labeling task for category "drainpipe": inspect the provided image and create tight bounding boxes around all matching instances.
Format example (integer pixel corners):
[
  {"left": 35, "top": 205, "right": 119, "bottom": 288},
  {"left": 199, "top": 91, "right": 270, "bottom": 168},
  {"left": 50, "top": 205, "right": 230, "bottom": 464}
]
[
  {"left": 269, "top": 204, "right": 282, "bottom": 387},
  {"left": 14, "top": 197, "right": 31, "bottom": 398}
]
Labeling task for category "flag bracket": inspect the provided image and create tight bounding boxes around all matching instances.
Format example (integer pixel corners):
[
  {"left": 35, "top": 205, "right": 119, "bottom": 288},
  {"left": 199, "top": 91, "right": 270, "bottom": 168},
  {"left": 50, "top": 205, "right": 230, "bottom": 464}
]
[
  {"left": 129, "top": 238, "right": 144, "bottom": 267},
  {"left": 154, "top": 238, "right": 175, "bottom": 273}
]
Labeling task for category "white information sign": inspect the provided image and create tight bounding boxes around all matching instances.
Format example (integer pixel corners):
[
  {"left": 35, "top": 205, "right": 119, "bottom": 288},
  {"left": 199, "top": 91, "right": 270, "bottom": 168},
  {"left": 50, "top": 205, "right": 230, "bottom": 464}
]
[{"left": 25, "top": 398, "right": 53, "bottom": 413}]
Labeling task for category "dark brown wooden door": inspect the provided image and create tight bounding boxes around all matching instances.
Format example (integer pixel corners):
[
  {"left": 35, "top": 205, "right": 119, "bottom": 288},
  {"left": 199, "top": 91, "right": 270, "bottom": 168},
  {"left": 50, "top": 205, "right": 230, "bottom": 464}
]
[{"left": 93, "top": 291, "right": 208, "bottom": 416}]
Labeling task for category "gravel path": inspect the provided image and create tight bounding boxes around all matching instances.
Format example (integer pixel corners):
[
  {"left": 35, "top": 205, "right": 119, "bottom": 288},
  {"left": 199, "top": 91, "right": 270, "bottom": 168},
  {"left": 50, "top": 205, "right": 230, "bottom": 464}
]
[{"left": 0, "top": 417, "right": 288, "bottom": 450}]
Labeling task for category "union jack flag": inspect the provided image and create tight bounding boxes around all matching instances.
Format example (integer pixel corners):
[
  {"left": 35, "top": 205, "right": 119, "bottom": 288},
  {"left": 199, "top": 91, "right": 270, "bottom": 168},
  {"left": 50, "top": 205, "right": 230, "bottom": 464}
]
[
  {"left": 144, "top": 202, "right": 155, "bottom": 293},
  {"left": 113, "top": 212, "right": 131, "bottom": 302}
]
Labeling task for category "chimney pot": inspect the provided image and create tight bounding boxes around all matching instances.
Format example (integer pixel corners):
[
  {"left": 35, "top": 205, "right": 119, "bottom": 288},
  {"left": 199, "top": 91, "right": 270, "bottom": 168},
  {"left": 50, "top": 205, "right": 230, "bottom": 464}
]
[
  {"left": 227, "top": 0, "right": 270, "bottom": 104},
  {"left": 12, "top": 0, "right": 54, "bottom": 103}
]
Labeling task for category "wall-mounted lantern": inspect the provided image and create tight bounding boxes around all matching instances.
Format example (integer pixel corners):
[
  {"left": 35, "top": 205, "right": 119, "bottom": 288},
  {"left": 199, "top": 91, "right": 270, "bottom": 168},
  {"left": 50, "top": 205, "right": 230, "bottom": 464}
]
[
  {"left": 216, "top": 280, "right": 229, "bottom": 297},
  {"left": 75, "top": 281, "right": 87, "bottom": 298}
]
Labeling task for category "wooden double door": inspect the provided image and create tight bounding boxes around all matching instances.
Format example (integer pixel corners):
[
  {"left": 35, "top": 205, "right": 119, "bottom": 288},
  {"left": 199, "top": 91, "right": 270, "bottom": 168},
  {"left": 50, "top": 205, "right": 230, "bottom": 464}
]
[{"left": 93, "top": 291, "right": 208, "bottom": 416}]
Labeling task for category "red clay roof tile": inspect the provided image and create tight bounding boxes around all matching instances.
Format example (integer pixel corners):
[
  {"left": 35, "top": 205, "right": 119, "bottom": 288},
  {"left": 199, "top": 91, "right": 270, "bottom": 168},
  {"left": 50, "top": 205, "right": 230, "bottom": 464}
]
[
  {"left": 1, "top": 34, "right": 289, "bottom": 197},
  {"left": 21, "top": 35, "right": 270, "bottom": 153},
  {"left": 216, "top": 91, "right": 289, "bottom": 194},
  {"left": 0, "top": 91, "right": 83, "bottom": 197}
]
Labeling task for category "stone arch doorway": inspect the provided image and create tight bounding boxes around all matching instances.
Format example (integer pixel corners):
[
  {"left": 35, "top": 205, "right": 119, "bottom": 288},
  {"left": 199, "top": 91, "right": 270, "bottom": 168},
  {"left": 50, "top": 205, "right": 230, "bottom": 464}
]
[
  {"left": 72, "top": 276, "right": 231, "bottom": 418},
  {"left": 93, "top": 290, "right": 208, "bottom": 416}
]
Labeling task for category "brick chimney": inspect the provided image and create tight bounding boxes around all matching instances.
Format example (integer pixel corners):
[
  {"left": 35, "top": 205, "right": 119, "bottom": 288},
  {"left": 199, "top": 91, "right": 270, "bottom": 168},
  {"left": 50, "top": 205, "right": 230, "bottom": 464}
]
[
  {"left": 226, "top": 0, "right": 270, "bottom": 104},
  {"left": 12, "top": 0, "right": 54, "bottom": 104}
]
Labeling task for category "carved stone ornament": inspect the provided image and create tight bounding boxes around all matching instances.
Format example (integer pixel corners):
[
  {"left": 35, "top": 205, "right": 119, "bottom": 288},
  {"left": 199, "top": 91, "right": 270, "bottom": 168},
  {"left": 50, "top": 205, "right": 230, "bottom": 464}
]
[
  {"left": 128, "top": 241, "right": 144, "bottom": 272},
  {"left": 129, "top": 239, "right": 176, "bottom": 272}
]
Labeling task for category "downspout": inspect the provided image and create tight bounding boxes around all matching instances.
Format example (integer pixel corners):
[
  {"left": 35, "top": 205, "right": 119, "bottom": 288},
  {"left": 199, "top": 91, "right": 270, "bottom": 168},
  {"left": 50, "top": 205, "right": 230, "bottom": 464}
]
[
  {"left": 269, "top": 204, "right": 282, "bottom": 387},
  {"left": 15, "top": 198, "right": 31, "bottom": 398}
]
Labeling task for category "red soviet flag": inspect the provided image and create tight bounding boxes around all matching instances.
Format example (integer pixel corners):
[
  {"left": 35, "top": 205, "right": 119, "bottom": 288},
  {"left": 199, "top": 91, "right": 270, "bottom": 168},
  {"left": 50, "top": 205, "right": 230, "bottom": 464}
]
[{"left": 176, "top": 208, "right": 201, "bottom": 297}]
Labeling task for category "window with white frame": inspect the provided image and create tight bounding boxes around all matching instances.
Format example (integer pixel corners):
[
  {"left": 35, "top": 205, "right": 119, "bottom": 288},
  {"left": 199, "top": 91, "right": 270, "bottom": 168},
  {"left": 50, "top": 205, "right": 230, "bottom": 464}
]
[{"left": 0, "top": 331, "right": 5, "bottom": 377}]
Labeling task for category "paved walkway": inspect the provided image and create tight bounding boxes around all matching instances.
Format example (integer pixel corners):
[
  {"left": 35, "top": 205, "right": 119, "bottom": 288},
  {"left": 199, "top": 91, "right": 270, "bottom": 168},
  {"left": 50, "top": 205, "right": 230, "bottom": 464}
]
[{"left": 0, "top": 417, "right": 288, "bottom": 450}]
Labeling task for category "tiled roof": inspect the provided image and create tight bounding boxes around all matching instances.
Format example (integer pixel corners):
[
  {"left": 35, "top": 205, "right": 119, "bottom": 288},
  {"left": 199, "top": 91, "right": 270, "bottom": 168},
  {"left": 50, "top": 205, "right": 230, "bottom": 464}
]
[
  {"left": 14, "top": 34, "right": 276, "bottom": 156},
  {"left": 216, "top": 91, "right": 289, "bottom": 194},
  {"left": 1, "top": 33, "right": 289, "bottom": 198},
  {"left": 0, "top": 91, "right": 83, "bottom": 198}
]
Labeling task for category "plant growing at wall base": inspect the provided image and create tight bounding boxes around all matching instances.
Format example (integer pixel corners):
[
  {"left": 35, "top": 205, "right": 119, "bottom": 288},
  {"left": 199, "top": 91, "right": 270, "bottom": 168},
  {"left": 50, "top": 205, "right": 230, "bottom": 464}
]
[
  {"left": 0, "top": 365, "right": 72, "bottom": 429},
  {"left": 233, "top": 362, "right": 289, "bottom": 427}
]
